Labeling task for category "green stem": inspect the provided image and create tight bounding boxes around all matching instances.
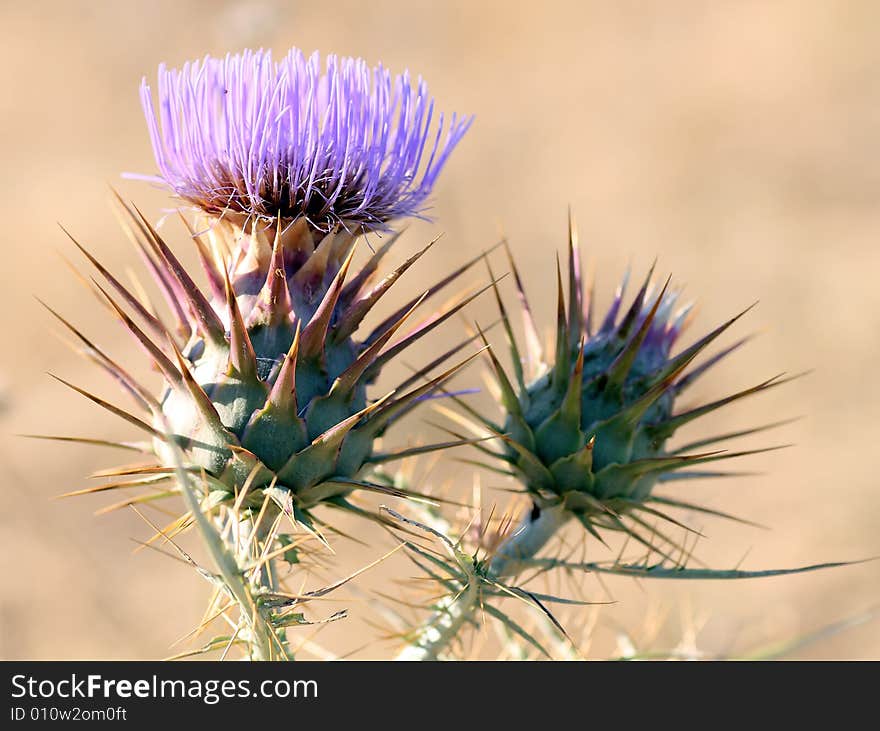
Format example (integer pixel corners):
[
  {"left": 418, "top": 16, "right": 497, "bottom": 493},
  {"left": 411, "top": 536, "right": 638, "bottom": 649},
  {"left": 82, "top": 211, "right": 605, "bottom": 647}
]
[
  {"left": 488, "top": 503, "right": 572, "bottom": 577},
  {"left": 163, "top": 424, "right": 279, "bottom": 661},
  {"left": 395, "top": 502, "right": 571, "bottom": 660},
  {"left": 395, "top": 579, "right": 480, "bottom": 661},
  {"left": 236, "top": 514, "right": 284, "bottom": 661},
  {"left": 178, "top": 477, "right": 275, "bottom": 661}
]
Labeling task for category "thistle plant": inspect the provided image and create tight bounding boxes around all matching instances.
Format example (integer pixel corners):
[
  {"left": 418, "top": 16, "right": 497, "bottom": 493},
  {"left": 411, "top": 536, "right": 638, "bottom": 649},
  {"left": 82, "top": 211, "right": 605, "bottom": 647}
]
[
  {"left": 40, "top": 46, "right": 862, "bottom": 661},
  {"left": 394, "top": 222, "right": 860, "bottom": 660},
  {"left": 43, "top": 48, "right": 489, "bottom": 659}
]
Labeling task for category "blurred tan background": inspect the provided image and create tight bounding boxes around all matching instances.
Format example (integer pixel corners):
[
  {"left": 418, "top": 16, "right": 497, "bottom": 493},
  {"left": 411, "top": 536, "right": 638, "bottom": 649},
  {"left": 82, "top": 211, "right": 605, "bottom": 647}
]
[{"left": 2, "top": 0, "right": 879, "bottom": 659}]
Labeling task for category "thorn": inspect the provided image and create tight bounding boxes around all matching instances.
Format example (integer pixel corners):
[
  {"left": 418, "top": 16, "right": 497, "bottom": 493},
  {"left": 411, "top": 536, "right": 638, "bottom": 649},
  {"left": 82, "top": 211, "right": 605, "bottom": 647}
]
[
  {"left": 177, "top": 210, "right": 225, "bottom": 302},
  {"left": 335, "top": 236, "right": 437, "bottom": 342},
  {"left": 223, "top": 265, "right": 258, "bottom": 381},
  {"left": 364, "top": 276, "right": 507, "bottom": 381},
  {"left": 333, "top": 291, "right": 429, "bottom": 396},
  {"left": 606, "top": 273, "right": 671, "bottom": 388},
  {"left": 299, "top": 245, "right": 357, "bottom": 360},
  {"left": 364, "top": 239, "right": 504, "bottom": 347},
  {"left": 59, "top": 224, "right": 168, "bottom": 342},
  {"left": 267, "top": 321, "right": 301, "bottom": 413},
  {"left": 48, "top": 373, "right": 162, "bottom": 438},
  {"left": 616, "top": 260, "right": 658, "bottom": 340},
  {"left": 256, "top": 214, "right": 295, "bottom": 327},
  {"left": 36, "top": 297, "right": 159, "bottom": 411},
  {"left": 501, "top": 237, "right": 543, "bottom": 366},
  {"left": 132, "top": 203, "right": 226, "bottom": 346},
  {"left": 567, "top": 207, "right": 585, "bottom": 348},
  {"left": 90, "top": 280, "right": 183, "bottom": 388}
]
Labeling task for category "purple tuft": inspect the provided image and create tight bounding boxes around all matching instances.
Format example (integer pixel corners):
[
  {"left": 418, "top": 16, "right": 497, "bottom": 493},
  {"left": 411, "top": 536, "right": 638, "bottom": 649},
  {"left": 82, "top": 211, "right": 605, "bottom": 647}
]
[{"left": 138, "top": 48, "right": 472, "bottom": 232}]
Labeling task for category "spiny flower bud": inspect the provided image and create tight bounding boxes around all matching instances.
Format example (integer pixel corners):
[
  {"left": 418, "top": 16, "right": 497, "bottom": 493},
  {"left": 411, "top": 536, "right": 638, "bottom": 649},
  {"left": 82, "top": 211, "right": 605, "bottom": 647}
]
[{"left": 466, "top": 215, "right": 793, "bottom": 558}]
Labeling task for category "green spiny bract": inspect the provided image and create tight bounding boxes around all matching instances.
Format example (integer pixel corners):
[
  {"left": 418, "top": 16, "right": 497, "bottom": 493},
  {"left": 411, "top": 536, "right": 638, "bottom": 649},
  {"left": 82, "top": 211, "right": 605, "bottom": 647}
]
[
  {"left": 468, "top": 217, "right": 792, "bottom": 552},
  {"left": 49, "top": 202, "right": 493, "bottom": 522}
]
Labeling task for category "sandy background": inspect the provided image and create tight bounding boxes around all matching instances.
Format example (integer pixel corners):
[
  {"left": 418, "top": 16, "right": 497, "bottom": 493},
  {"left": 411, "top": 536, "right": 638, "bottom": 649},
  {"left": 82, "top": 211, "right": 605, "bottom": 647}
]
[{"left": 1, "top": 0, "right": 879, "bottom": 659}]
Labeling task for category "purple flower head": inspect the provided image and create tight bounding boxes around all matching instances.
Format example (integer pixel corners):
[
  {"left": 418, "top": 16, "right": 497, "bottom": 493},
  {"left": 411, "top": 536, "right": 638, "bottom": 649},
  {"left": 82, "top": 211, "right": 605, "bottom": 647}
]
[{"left": 139, "top": 48, "right": 472, "bottom": 232}]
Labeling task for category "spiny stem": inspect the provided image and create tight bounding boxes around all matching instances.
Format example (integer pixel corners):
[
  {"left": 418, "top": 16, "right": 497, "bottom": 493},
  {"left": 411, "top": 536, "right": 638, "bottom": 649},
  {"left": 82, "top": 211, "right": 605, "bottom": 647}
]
[
  {"left": 395, "top": 502, "right": 571, "bottom": 660},
  {"left": 177, "top": 477, "right": 276, "bottom": 660},
  {"left": 220, "top": 511, "right": 285, "bottom": 661},
  {"left": 161, "top": 422, "right": 281, "bottom": 661},
  {"left": 396, "top": 579, "right": 480, "bottom": 661}
]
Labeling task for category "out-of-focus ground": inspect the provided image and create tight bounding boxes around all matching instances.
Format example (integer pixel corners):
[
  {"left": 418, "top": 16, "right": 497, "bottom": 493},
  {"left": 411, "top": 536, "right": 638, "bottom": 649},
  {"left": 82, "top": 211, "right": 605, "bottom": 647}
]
[{"left": 2, "top": 0, "right": 879, "bottom": 659}]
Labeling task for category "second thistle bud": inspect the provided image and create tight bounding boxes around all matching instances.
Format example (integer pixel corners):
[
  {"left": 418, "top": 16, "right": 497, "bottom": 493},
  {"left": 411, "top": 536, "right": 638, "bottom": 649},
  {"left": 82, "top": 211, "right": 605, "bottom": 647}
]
[{"left": 469, "top": 219, "right": 788, "bottom": 560}]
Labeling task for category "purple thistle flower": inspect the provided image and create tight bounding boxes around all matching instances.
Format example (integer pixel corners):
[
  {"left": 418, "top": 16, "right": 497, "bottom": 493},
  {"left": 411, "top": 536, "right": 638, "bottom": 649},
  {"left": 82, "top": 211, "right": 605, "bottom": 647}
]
[{"left": 138, "top": 48, "right": 472, "bottom": 232}]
